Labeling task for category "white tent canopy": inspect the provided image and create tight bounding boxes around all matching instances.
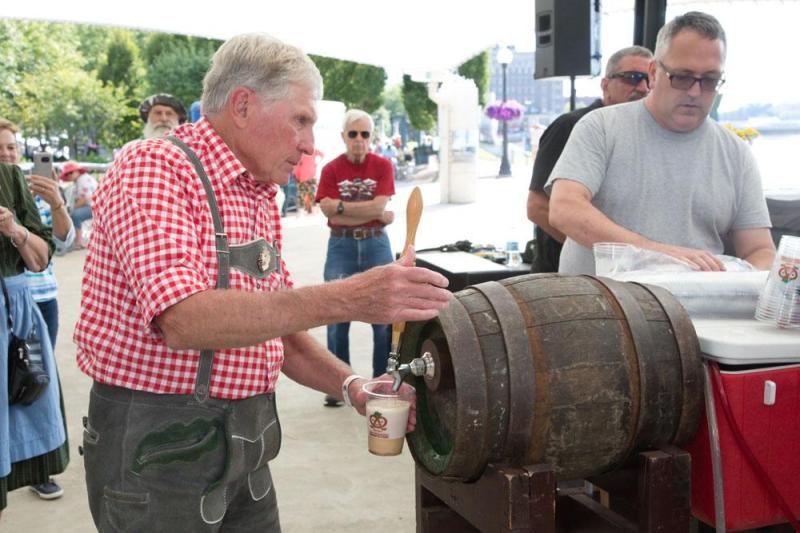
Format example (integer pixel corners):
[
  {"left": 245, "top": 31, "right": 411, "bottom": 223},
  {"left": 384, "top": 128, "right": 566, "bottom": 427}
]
[
  {"left": 2, "top": 1, "right": 536, "bottom": 75},
  {"left": 3, "top": 1, "right": 779, "bottom": 75}
]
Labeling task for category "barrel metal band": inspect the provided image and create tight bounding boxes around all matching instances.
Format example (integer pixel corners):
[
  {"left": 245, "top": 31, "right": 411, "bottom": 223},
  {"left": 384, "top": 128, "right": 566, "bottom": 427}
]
[
  {"left": 437, "top": 296, "right": 490, "bottom": 481},
  {"left": 635, "top": 282, "right": 702, "bottom": 444},
  {"left": 590, "top": 276, "right": 656, "bottom": 461},
  {"left": 471, "top": 280, "right": 535, "bottom": 462}
]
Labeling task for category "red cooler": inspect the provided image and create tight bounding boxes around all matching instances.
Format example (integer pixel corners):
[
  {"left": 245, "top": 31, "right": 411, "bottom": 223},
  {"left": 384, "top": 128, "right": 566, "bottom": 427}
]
[{"left": 686, "top": 318, "right": 800, "bottom": 531}]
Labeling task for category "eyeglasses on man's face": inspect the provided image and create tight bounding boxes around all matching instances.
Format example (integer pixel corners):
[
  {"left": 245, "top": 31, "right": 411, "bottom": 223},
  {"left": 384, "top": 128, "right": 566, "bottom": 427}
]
[
  {"left": 608, "top": 71, "right": 650, "bottom": 88},
  {"left": 347, "top": 130, "right": 371, "bottom": 139},
  {"left": 658, "top": 61, "right": 725, "bottom": 93}
]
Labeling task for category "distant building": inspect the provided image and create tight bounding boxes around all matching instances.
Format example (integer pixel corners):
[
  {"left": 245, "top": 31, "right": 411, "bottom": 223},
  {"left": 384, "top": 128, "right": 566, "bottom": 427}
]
[{"left": 489, "top": 46, "right": 564, "bottom": 116}]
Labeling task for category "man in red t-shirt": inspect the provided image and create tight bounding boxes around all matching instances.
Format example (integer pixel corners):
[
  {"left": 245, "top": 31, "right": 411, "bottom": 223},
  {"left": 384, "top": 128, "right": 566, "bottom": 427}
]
[{"left": 316, "top": 109, "right": 395, "bottom": 405}]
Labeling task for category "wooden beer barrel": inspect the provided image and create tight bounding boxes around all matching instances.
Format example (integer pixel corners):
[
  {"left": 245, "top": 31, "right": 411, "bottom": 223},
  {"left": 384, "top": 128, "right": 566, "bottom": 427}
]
[{"left": 399, "top": 274, "right": 702, "bottom": 482}]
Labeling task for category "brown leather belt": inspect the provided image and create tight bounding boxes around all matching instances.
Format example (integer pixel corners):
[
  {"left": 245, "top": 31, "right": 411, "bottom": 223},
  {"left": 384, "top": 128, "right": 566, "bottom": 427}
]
[{"left": 330, "top": 227, "right": 384, "bottom": 240}]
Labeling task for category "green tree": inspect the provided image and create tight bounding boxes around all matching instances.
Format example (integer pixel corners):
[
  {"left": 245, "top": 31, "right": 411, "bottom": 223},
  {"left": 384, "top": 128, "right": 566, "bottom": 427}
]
[
  {"left": 310, "top": 55, "right": 386, "bottom": 113},
  {"left": 0, "top": 20, "right": 83, "bottom": 120},
  {"left": 457, "top": 50, "right": 490, "bottom": 105},
  {"left": 15, "top": 66, "right": 128, "bottom": 154},
  {"left": 98, "top": 30, "right": 144, "bottom": 97},
  {"left": 146, "top": 45, "right": 213, "bottom": 111},
  {"left": 401, "top": 75, "right": 437, "bottom": 132},
  {"left": 75, "top": 25, "right": 113, "bottom": 72},
  {"left": 142, "top": 33, "right": 192, "bottom": 66},
  {"left": 383, "top": 85, "right": 406, "bottom": 119}
]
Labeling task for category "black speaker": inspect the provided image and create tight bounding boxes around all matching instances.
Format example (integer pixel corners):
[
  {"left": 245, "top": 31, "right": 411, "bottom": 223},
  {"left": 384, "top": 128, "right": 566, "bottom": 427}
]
[{"left": 535, "top": 0, "right": 602, "bottom": 79}]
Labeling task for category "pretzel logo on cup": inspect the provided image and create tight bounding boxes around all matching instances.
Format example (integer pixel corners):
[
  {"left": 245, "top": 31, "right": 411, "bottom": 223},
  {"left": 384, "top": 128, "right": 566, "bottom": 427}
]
[
  {"left": 369, "top": 411, "right": 388, "bottom": 431},
  {"left": 778, "top": 263, "right": 799, "bottom": 284}
]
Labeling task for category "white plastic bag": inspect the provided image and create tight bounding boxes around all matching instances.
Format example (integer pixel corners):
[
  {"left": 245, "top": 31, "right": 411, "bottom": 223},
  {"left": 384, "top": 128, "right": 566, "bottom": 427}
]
[{"left": 593, "top": 242, "right": 763, "bottom": 318}]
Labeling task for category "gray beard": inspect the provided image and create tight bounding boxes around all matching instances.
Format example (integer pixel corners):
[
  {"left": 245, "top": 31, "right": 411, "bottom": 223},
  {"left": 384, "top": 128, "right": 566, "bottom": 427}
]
[{"left": 143, "top": 122, "right": 174, "bottom": 140}]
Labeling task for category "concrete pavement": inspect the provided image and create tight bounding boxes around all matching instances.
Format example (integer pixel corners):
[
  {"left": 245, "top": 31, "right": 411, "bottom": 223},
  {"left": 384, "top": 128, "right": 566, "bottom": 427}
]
[{"left": 2, "top": 159, "right": 534, "bottom": 532}]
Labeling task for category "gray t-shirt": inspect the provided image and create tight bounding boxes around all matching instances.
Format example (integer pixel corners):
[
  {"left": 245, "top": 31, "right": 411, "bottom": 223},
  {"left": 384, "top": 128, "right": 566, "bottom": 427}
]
[{"left": 545, "top": 100, "right": 771, "bottom": 275}]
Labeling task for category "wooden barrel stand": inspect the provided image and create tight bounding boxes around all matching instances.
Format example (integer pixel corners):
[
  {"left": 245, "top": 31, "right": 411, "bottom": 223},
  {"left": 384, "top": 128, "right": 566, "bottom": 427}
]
[{"left": 416, "top": 446, "right": 692, "bottom": 533}]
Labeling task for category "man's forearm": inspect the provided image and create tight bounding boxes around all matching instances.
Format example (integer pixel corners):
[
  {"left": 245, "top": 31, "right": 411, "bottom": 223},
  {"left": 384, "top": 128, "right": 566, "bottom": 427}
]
[
  {"left": 550, "top": 197, "right": 648, "bottom": 249},
  {"left": 157, "top": 282, "right": 351, "bottom": 350},
  {"left": 320, "top": 196, "right": 388, "bottom": 219},
  {"left": 281, "top": 331, "right": 356, "bottom": 399},
  {"left": 341, "top": 197, "right": 386, "bottom": 218},
  {"left": 550, "top": 185, "right": 727, "bottom": 271},
  {"left": 742, "top": 246, "right": 775, "bottom": 270},
  {"left": 527, "top": 191, "right": 565, "bottom": 243},
  {"left": 156, "top": 256, "right": 452, "bottom": 351},
  {"left": 327, "top": 213, "right": 380, "bottom": 226}
]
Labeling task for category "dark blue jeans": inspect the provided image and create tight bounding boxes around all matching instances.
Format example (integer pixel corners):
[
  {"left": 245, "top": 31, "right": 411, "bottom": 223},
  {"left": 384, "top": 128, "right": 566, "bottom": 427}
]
[{"left": 323, "top": 232, "right": 393, "bottom": 377}]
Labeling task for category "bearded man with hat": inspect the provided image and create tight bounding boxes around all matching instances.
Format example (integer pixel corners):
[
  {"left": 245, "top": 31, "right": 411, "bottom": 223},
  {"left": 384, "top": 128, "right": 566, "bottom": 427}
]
[{"left": 139, "top": 93, "right": 187, "bottom": 139}]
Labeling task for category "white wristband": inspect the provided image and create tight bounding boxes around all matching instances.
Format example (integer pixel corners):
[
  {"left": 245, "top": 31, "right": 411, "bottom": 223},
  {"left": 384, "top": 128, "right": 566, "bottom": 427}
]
[{"left": 341, "top": 374, "right": 363, "bottom": 408}]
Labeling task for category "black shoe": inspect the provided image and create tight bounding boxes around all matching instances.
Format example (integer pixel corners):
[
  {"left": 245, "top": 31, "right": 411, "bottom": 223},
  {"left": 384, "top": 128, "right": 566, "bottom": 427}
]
[
  {"left": 324, "top": 394, "right": 343, "bottom": 407},
  {"left": 29, "top": 479, "right": 64, "bottom": 500}
]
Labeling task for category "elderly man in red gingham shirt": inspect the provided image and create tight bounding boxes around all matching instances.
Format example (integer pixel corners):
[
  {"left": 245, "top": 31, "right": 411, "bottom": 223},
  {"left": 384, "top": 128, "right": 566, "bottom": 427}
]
[{"left": 74, "top": 33, "right": 451, "bottom": 532}]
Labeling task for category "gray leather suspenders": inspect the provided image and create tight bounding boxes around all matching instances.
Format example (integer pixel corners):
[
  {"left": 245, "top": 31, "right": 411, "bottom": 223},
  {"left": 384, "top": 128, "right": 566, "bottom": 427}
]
[{"left": 166, "top": 136, "right": 279, "bottom": 403}]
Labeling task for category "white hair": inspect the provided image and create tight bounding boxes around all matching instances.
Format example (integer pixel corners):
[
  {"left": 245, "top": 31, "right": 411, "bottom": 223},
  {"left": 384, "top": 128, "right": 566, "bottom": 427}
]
[
  {"left": 201, "top": 33, "right": 323, "bottom": 114},
  {"left": 341, "top": 109, "right": 373, "bottom": 132}
]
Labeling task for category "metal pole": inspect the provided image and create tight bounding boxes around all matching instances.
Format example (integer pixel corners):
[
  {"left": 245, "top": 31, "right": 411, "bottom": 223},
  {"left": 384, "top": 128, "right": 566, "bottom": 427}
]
[
  {"left": 570, "top": 75, "right": 577, "bottom": 112},
  {"left": 499, "top": 62, "right": 511, "bottom": 177}
]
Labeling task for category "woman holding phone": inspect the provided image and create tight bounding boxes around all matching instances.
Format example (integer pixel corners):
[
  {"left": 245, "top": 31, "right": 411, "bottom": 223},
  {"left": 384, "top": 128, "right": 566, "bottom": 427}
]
[
  {"left": 0, "top": 160, "right": 68, "bottom": 518},
  {"left": 0, "top": 118, "right": 72, "bottom": 502}
]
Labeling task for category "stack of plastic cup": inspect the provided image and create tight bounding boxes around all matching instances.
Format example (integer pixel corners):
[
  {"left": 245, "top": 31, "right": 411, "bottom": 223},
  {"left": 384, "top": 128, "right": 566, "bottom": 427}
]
[
  {"left": 755, "top": 235, "right": 800, "bottom": 328},
  {"left": 593, "top": 242, "right": 635, "bottom": 276}
]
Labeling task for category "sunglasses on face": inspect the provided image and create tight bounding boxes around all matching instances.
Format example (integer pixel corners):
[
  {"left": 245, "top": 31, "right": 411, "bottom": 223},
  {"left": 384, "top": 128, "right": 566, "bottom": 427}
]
[
  {"left": 658, "top": 61, "right": 725, "bottom": 93},
  {"left": 347, "top": 130, "right": 371, "bottom": 139},
  {"left": 608, "top": 71, "right": 650, "bottom": 87}
]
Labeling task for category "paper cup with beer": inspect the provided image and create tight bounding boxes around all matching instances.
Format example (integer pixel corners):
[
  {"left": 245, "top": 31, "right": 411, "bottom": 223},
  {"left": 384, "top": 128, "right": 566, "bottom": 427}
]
[{"left": 363, "top": 380, "right": 415, "bottom": 456}]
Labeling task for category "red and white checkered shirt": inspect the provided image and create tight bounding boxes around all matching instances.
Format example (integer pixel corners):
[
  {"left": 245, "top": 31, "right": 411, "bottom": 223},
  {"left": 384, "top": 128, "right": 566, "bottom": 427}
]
[{"left": 75, "top": 118, "right": 293, "bottom": 399}]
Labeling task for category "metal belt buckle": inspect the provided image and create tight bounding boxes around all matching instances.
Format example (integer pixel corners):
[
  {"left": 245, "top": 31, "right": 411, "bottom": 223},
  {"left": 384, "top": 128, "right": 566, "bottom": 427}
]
[{"left": 353, "top": 228, "right": 366, "bottom": 240}]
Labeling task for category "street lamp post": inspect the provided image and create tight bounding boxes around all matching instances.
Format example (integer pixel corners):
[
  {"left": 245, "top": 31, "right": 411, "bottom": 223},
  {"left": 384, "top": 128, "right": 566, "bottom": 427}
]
[{"left": 497, "top": 46, "right": 513, "bottom": 177}]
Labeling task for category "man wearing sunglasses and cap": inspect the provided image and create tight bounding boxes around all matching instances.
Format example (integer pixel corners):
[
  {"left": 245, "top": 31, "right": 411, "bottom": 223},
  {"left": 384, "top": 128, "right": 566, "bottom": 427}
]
[
  {"left": 316, "top": 109, "right": 396, "bottom": 406},
  {"left": 547, "top": 11, "right": 774, "bottom": 275},
  {"left": 139, "top": 93, "right": 187, "bottom": 139},
  {"left": 527, "top": 45, "right": 652, "bottom": 273}
]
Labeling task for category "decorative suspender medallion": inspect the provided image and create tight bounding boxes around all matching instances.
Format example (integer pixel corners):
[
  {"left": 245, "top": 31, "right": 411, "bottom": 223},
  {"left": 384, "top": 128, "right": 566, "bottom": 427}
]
[{"left": 258, "top": 247, "right": 273, "bottom": 274}]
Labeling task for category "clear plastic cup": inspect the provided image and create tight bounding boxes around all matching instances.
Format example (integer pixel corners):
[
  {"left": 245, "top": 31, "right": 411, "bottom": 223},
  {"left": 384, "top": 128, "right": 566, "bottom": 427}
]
[
  {"left": 362, "top": 380, "right": 415, "bottom": 456},
  {"left": 755, "top": 236, "right": 800, "bottom": 328},
  {"left": 593, "top": 242, "right": 635, "bottom": 276}
]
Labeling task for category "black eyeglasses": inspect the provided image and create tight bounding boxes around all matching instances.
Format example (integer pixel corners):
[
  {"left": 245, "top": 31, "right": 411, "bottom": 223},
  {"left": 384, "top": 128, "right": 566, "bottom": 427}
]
[
  {"left": 347, "top": 130, "right": 370, "bottom": 139},
  {"left": 608, "top": 71, "right": 650, "bottom": 87},
  {"left": 658, "top": 61, "right": 725, "bottom": 92}
]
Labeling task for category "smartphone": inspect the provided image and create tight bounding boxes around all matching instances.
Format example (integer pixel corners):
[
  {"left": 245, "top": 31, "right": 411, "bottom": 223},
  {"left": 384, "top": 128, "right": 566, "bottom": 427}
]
[{"left": 32, "top": 151, "right": 53, "bottom": 178}]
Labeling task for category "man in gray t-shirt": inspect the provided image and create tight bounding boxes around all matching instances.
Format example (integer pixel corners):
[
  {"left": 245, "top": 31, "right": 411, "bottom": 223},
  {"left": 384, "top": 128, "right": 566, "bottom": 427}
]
[{"left": 546, "top": 11, "right": 775, "bottom": 275}]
